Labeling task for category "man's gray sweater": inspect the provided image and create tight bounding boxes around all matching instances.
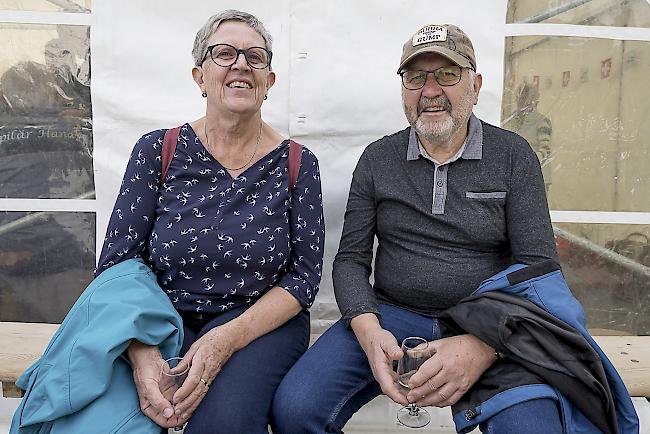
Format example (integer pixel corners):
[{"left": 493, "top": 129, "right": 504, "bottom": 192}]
[{"left": 333, "top": 116, "right": 558, "bottom": 322}]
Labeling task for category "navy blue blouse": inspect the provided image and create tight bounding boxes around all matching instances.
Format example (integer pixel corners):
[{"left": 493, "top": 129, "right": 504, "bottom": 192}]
[{"left": 96, "top": 123, "right": 325, "bottom": 314}]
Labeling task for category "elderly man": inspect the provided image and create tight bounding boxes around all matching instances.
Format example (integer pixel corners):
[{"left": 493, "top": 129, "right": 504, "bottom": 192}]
[{"left": 273, "top": 24, "right": 561, "bottom": 433}]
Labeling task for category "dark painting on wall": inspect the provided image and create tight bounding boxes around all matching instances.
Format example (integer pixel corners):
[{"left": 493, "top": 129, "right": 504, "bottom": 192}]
[
  {"left": 0, "top": 23, "right": 94, "bottom": 199},
  {"left": 0, "top": 211, "right": 95, "bottom": 323}
]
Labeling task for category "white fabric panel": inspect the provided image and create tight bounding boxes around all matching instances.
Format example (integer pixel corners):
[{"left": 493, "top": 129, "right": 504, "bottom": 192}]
[
  {"left": 288, "top": 0, "right": 508, "bottom": 137},
  {"left": 92, "top": 0, "right": 292, "bottom": 255},
  {"left": 91, "top": 0, "right": 508, "bottom": 328}
]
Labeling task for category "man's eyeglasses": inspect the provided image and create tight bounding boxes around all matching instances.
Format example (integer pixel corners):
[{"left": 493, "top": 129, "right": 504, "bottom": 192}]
[
  {"left": 399, "top": 66, "right": 463, "bottom": 90},
  {"left": 202, "top": 43, "right": 272, "bottom": 70}
]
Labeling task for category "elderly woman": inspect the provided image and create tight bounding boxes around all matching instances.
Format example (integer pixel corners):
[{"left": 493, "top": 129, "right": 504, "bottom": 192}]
[{"left": 95, "top": 10, "right": 324, "bottom": 433}]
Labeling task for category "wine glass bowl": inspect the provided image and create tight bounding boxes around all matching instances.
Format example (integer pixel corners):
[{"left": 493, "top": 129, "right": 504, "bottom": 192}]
[
  {"left": 160, "top": 357, "right": 189, "bottom": 433},
  {"left": 396, "top": 337, "right": 432, "bottom": 428},
  {"left": 160, "top": 356, "right": 189, "bottom": 388}
]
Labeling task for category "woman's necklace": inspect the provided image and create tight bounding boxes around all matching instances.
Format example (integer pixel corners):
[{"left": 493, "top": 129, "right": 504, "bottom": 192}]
[{"left": 204, "top": 121, "right": 262, "bottom": 171}]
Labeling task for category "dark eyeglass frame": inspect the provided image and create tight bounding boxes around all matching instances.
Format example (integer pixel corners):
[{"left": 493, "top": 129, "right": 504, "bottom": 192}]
[
  {"left": 202, "top": 43, "right": 273, "bottom": 70},
  {"left": 399, "top": 66, "right": 465, "bottom": 90}
]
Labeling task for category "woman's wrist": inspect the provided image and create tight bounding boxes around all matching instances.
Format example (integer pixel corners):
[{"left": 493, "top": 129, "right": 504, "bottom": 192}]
[
  {"left": 219, "top": 319, "right": 251, "bottom": 352},
  {"left": 126, "top": 339, "right": 160, "bottom": 364}
]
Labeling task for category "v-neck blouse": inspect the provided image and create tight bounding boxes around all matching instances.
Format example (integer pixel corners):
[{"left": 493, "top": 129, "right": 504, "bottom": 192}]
[{"left": 96, "top": 123, "right": 325, "bottom": 314}]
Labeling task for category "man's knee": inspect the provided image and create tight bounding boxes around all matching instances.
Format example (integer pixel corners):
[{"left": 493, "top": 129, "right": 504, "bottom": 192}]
[
  {"left": 271, "top": 368, "right": 321, "bottom": 433},
  {"left": 480, "top": 398, "right": 563, "bottom": 434}
]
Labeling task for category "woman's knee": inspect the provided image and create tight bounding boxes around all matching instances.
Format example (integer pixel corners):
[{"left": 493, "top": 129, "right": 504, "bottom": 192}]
[{"left": 184, "top": 410, "right": 268, "bottom": 434}]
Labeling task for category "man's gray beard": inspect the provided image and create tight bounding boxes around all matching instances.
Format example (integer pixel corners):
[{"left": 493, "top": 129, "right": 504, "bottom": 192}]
[
  {"left": 408, "top": 92, "right": 475, "bottom": 148},
  {"left": 414, "top": 115, "right": 455, "bottom": 147}
]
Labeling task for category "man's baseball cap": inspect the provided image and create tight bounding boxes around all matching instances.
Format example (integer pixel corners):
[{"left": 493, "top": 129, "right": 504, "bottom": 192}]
[{"left": 397, "top": 24, "right": 476, "bottom": 73}]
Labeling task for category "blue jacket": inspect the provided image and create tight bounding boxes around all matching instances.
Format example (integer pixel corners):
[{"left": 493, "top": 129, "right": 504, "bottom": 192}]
[
  {"left": 10, "top": 258, "right": 184, "bottom": 434},
  {"left": 443, "top": 260, "right": 639, "bottom": 434}
]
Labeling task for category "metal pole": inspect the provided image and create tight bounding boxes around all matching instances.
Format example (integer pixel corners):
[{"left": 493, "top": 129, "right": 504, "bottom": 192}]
[
  {"left": 45, "top": 0, "right": 90, "bottom": 13},
  {"left": 0, "top": 190, "right": 95, "bottom": 237},
  {"left": 520, "top": 0, "right": 594, "bottom": 23},
  {"left": 554, "top": 226, "right": 650, "bottom": 279}
]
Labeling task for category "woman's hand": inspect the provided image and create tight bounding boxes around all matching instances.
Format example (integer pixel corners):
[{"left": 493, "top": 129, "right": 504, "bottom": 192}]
[
  {"left": 171, "top": 323, "right": 243, "bottom": 422},
  {"left": 169, "top": 286, "right": 301, "bottom": 424},
  {"left": 127, "top": 340, "right": 183, "bottom": 428}
]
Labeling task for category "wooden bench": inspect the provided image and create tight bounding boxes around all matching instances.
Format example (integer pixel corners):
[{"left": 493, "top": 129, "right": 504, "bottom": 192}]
[
  {"left": 1, "top": 322, "right": 649, "bottom": 399},
  {"left": 0, "top": 322, "right": 59, "bottom": 398}
]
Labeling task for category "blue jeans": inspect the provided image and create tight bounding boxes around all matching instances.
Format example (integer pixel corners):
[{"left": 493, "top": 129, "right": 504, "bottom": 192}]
[
  {"left": 177, "top": 305, "right": 309, "bottom": 434},
  {"left": 271, "top": 304, "right": 562, "bottom": 434}
]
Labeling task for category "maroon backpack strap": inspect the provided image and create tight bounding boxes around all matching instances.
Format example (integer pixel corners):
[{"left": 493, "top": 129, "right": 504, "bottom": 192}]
[
  {"left": 160, "top": 126, "right": 181, "bottom": 184},
  {"left": 288, "top": 139, "right": 303, "bottom": 193}
]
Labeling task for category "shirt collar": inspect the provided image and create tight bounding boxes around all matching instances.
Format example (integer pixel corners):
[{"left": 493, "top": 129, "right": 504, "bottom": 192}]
[{"left": 407, "top": 113, "right": 483, "bottom": 162}]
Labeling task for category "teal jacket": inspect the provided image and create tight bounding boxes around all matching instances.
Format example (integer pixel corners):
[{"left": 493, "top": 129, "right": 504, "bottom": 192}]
[{"left": 10, "top": 259, "right": 184, "bottom": 434}]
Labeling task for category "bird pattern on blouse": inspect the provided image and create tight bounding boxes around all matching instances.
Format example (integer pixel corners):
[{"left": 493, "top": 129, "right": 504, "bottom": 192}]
[{"left": 96, "top": 123, "right": 325, "bottom": 315}]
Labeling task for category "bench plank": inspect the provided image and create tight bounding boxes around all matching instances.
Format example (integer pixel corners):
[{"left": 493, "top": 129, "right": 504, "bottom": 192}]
[
  {"left": 2, "top": 382, "right": 24, "bottom": 398},
  {"left": 1, "top": 322, "right": 648, "bottom": 398},
  {"left": 0, "top": 322, "right": 58, "bottom": 397},
  {"left": 593, "top": 335, "right": 650, "bottom": 398}
]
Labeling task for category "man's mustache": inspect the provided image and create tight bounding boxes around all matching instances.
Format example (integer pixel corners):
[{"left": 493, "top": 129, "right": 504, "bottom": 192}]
[{"left": 418, "top": 97, "right": 451, "bottom": 114}]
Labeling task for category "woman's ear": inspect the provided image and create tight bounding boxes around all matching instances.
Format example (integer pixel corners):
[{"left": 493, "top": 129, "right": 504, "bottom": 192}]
[
  {"left": 192, "top": 66, "right": 206, "bottom": 93},
  {"left": 265, "top": 71, "right": 276, "bottom": 92}
]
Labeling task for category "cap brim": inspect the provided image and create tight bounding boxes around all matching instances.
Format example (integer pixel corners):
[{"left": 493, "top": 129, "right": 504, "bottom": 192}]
[{"left": 397, "top": 46, "right": 473, "bottom": 74}]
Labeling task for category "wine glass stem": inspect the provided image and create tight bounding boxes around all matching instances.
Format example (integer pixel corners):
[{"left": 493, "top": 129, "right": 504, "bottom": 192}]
[{"left": 409, "top": 404, "right": 419, "bottom": 416}]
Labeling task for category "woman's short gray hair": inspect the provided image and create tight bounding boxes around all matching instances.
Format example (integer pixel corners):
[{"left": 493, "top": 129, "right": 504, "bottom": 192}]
[{"left": 192, "top": 10, "right": 273, "bottom": 68}]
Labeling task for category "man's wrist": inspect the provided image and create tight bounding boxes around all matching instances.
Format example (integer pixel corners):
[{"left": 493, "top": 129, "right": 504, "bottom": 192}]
[
  {"left": 465, "top": 334, "right": 501, "bottom": 363},
  {"left": 351, "top": 313, "right": 383, "bottom": 350},
  {"left": 350, "top": 313, "right": 382, "bottom": 335}
]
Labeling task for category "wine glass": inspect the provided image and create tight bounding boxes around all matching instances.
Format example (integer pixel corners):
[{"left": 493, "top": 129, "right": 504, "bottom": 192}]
[
  {"left": 160, "top": 357, "right": 189, "bottom": 433},
  {"left": 396, "top": 337, "right": 432, "bottom": 428},
  {"left": 160, "top": 356, "right": 189, "bottom": 389}
]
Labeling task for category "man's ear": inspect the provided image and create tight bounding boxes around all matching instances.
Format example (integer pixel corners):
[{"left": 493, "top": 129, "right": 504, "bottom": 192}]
[{"left": 472, "top": 72, "right": 483, "bottom": 105}]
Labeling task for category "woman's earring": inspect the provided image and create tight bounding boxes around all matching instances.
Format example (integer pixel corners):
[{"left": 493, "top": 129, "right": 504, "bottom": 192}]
[
  {"left": 264, "top": 94, "right": 268, "bottom": 100},
  {"left": 202, "top": 91, "right": 207, "bottom": 98}
]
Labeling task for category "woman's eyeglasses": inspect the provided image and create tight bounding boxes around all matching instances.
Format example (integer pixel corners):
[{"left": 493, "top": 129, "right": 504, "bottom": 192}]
[{"left": 202, "top": 43, "right": 272, "bottom": 70}]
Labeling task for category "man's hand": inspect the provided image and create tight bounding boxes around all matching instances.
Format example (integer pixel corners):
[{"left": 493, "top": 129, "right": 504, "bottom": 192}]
[
  {"left": 406, "top": 334, "right": 497, "bottom": 408},
  {"left": 351, "top": 314, "right": 409, "bottom": 406}
]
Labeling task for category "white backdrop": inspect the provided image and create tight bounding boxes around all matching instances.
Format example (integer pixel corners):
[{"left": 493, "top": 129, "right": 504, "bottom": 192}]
[{"left": 91, "top": 0, "right": 509, "bottom": 331}]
